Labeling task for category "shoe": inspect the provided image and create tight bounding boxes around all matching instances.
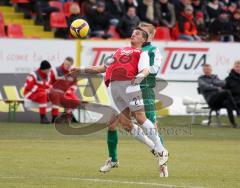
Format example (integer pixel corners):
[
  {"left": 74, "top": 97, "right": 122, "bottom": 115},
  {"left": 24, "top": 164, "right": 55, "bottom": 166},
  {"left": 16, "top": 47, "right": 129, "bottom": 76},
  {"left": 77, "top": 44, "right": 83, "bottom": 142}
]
[
  {"left": 160, "top": 164, "right": 168, "bottom": 177},
  {"left": 40, "top": 115, "right": 50, "bottom": 124},
  {"left": 99, "top": 158, "right": 119, "bottom": 173},
  {"left": 154, "top": 149, "right": 169, "bottom": 166}
]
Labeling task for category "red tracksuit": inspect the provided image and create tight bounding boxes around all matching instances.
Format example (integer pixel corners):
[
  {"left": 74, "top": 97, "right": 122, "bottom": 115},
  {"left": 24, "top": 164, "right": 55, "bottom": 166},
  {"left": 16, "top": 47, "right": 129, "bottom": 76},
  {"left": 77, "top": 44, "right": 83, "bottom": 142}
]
[
  {"left": 49, "top": 65, "right": 80, "bottom": 112},
  {"left": 23, "top": 69, "right": 52, "bottom": 115}
]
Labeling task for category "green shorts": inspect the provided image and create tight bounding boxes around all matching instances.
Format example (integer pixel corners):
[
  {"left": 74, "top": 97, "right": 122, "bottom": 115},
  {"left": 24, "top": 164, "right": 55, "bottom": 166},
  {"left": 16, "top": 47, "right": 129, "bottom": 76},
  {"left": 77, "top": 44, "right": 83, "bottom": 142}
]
[{"left": 141, "top": 87, "right": 157, "bottom": 124}]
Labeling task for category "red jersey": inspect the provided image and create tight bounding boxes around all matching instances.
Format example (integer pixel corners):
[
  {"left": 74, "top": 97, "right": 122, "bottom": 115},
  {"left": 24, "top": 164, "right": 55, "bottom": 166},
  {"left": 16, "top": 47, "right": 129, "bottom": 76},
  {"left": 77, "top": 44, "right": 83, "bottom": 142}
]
[
  {"left": 104, "top": 47, "right": 149, "bottom": 87},
  {"left": 23, "top": 69, "right": 51, "bottom": 99}
]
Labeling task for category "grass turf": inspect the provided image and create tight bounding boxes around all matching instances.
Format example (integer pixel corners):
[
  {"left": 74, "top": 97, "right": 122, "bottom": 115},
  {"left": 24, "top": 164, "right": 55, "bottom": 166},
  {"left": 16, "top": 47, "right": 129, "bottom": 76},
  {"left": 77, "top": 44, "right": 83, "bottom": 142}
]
[{"left": 0, "top": 116, "right": 239, "bottom": 188}]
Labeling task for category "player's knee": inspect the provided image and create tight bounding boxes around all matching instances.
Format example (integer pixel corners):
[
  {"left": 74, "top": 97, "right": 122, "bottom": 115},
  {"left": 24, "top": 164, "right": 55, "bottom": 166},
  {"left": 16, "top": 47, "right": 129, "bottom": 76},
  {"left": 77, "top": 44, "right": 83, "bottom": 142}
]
[{"left": 108, "top": 123, "right": 117, "bottom": 131}]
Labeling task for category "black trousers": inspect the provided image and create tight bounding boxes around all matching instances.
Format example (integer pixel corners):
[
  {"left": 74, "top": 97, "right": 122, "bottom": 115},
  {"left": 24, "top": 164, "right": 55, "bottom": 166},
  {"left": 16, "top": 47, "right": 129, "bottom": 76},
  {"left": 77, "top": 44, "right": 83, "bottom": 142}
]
[{"left": 209, "top": 90, "right": 238, "bottom": 126}]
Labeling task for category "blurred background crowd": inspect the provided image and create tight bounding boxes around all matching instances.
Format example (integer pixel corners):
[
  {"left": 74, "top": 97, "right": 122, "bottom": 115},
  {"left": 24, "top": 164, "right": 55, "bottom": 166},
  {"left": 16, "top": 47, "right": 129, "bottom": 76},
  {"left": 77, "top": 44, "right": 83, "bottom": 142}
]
[{"left": 1, "top": 0, "right": 240, "bottom": 41}]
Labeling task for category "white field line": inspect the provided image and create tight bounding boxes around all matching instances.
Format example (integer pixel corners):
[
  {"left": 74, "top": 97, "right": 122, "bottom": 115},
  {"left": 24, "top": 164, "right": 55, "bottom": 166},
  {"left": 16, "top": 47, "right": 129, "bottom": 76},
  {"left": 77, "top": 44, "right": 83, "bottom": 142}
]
[{"left": 0, "top": 176, "right": 204, "bottom": 188}]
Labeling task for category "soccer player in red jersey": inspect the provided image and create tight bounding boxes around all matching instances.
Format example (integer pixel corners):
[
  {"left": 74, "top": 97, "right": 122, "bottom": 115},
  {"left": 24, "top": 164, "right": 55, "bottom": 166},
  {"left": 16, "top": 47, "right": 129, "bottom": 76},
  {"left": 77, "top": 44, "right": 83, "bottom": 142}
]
[{"left": 77, "top": 27, "right": 169, "bottom": 174}]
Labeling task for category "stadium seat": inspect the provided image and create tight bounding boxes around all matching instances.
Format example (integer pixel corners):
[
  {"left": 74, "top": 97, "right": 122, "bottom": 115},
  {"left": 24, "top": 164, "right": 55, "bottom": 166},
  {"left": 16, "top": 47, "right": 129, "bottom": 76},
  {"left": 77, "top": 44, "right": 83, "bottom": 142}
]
[
  {"left": 171, "top": 27, "right": 178, "bottom": 40},
  {"left": 154, "top": 26, "right": 172, "bottom": 41},
  {"left": 7, "top": 24, "right": 24, "bottom": 38},
  {"left": 108, "top": 25, "right": 120, "bottom": 39},
  {"left": 11, "top": 0, "right": 29, "bottom": 3},
  {"left": 50, "top": 12, "right": 67, "bottom": 28},
  {"left": 0, "top": 23, "right": 6, "bottom": 37},
  {"left": 49, "top": 1, "right": 63, "bottom": 12},
  {"left": 64, "top": 2, "right": 80, "bottom": 17},
  {"left": 0, "top": 12, "right": 4, "bottom": 25}
]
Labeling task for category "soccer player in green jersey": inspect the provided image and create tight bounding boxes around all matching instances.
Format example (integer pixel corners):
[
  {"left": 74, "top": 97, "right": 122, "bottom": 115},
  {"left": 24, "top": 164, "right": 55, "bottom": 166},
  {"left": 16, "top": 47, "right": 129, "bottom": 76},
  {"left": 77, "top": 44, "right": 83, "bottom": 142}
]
[{"left": 99, "top": 23, "right": 168, "bottom": 177}]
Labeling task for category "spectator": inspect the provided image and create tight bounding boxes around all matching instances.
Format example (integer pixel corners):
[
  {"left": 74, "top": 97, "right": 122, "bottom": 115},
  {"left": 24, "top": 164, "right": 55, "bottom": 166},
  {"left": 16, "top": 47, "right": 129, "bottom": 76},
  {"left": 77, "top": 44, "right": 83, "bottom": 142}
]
[
  {"left": 154, "top": 0, "right": 176, "bottom": 28},
  {"left": 23, "top": 60, "right": 52, "bottom": 124},
  {"left": 198, "top": 64, "right": 239, "bottom": 128},
  {"left": 87, "top": 1, "right": 112, "bottom": 39},
  {"left": 225, "top": 60, "right": 240, "bottom": 112},
  {"left": 237, "top": 0, "right": 240, "bottom": 9},
  {"left": 123, "top": 0, "right": 138, "bottom": 11},
  {"left": 81, "top": 0, "right": 97, "bottom": 17},
  {"left": 206, "top": 0, "right": 221, "bottom": 22},
  {"left": 192, "top": 0, "right": 209, "bottom": 22},
  {"left": 137, "top": 0, "right": 156, "bottom": 24},
  {"left": 67, "top": 3, "right": 85, "bottom": 28},
  {"left": 195, "top": 12, "right": 209, "bottom": 40},
  {"left": 171, "top": 0, "right": 191, "bottom": 18},
  {"left": 105, "top": 0, "right": 125, "bottom": 26},
  {"left": 209, "top": 11, "right": 234, "bottom": 42},
  {"left": 177, "top": 5, "right": 201, "bottom": 41},
  {"left": 117, "top": 6, "right": 140, "bottom": 38},
  {"left": 232, "top": 9, "right": 240, "bottom": 41},
  {"left": 33, "top": 0, "right": 60, "bottom": 30}
]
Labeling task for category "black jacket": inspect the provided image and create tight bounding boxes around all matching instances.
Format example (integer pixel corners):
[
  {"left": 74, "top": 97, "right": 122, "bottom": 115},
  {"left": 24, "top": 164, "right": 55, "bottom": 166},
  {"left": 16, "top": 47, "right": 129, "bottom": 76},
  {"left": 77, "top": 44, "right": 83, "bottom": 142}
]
[
  {"left": 117, "top": 14, "right": 140, "bottom": 38},
  {"left": 87, "top": 10, "right": 110, "bottom": 32},
  {"left": 225, "top": 69, "right": 240, "bottom": 100},
  {"left": 198, "top": 74, "right": 225, "bottom": 103},
  {"left": 154, "top": 1, "right": 176, "bottom": 28}
]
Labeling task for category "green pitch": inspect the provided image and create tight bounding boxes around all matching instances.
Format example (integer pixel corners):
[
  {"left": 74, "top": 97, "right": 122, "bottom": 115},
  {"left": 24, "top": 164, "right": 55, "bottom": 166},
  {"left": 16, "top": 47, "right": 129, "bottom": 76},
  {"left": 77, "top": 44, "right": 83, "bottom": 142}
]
[{"left": 0, "top": 116, "right": 240, "bottom": 188}]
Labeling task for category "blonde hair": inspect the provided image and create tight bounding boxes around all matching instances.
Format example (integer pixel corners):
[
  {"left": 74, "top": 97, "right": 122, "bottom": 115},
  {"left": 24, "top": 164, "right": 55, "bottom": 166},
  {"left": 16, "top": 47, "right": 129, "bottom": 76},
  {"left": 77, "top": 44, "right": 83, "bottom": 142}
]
[{"left": 138, "top": 22, "right": 156, "bottom": 38}]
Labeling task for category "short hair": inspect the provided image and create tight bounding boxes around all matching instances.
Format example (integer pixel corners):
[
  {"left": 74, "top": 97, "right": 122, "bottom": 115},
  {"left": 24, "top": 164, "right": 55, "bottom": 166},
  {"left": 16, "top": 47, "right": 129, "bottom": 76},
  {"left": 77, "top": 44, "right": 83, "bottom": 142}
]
[
  {"left": 128, "top": 5, "right": 136, "bottom": 10},
  {"left": 134, "top": 27, "right": 149, "bottom": 41},
  {"left": 203, "top": 64, "right": 211, "bottom": 68},
  {"left": 138, "top": 22, "right": 156, "bottom": 37},
  {"left": 65, "top": 57, "right": 74, "bottom": 64},
  {"left": 234, "top": 60, "right": 240, "bottom": 66}
]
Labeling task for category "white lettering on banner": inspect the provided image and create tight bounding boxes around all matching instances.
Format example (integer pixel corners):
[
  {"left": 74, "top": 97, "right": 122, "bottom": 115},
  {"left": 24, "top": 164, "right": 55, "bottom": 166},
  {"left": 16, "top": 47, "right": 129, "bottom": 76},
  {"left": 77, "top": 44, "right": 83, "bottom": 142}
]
[{"left": 0, "top": 39, "right": 75, "bottom": 73}]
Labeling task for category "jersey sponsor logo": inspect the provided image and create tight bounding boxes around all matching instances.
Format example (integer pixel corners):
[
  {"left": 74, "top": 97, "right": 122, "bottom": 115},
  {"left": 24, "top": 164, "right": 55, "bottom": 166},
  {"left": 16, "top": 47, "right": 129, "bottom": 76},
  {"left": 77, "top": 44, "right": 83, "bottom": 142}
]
[
  {"left": 120, "top": 49, "right": 133, "bottom": 56},
  {"left": 161, "top": 47, "right": 209, "bottom": 74}
]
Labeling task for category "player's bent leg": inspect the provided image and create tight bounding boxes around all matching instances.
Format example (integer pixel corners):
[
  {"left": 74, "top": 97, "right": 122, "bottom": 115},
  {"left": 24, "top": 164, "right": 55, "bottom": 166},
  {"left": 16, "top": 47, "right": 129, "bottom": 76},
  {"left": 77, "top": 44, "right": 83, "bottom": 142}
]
[
  {"left": 133, "top": 110, "right": 168, "bottom": 166},
  {"left": 119, "top": 108, "right": 155, "bottom": 151}
]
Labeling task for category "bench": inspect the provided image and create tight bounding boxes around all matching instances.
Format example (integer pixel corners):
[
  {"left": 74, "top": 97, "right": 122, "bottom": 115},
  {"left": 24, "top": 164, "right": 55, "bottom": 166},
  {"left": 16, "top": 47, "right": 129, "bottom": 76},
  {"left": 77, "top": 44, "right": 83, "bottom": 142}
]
[{"left": 1, "top": 99, "right": 24, "bottom": 122}]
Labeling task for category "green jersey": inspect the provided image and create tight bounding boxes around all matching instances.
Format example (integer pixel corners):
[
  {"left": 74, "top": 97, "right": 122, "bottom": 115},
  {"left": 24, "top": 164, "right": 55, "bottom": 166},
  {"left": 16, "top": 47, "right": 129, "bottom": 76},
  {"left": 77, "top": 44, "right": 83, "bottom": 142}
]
[
  {"left": 140, "top": 42, "right": 162, "bottom": 123},
  {"left": 140, "top": 42, "right": 162, "bottom": 89}
]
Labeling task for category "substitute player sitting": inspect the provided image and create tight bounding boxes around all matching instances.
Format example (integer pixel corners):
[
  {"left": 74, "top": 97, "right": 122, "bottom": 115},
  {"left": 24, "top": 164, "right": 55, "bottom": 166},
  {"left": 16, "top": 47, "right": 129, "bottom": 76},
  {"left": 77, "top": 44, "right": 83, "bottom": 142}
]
[
  {"left": 49, "top": 57, "right": 80, "bottom": 123},
  {"left": 78, "top": 27, "right": 168, "bottom": 174}
]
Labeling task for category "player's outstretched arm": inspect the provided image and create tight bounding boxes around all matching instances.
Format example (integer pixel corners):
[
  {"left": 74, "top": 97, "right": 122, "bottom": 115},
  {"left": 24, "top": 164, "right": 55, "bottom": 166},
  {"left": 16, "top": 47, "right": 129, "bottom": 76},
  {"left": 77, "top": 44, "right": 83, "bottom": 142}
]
[{"left": 76, "top": 64, "right": 106, "bottom": 74}]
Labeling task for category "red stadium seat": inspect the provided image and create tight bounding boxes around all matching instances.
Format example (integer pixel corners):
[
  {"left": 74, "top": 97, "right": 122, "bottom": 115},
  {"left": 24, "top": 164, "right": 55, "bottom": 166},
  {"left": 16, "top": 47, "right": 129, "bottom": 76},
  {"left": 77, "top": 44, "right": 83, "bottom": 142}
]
[
  {"left": 64, "top": 2, "right": 80, "bottom": 17},
  {"left": 108, "top": 25, "right": 120, "bottom": 39},
  {"left": 11, "top": 0, "right": 29, "bottom": 3},
  {"left": 0, "top": 12, "right": 4, "bottom": 25},
  {"left": 49, "top": 1, "right": 63, "bottom": 12},
  {"left": 7, "top": 24, "right": 24, "bottom": 38},
  {"left": 0, "top": 23, "right": 6, "bottom": 37},
  {"left": 171, "top": 26, "right": 179, "bottom": 40},
  {"left": 154, "top": 26, "right": 172, "bottom": 41},
  {"left": 50, "top": 12, "right": 67, "bottom": 28}
]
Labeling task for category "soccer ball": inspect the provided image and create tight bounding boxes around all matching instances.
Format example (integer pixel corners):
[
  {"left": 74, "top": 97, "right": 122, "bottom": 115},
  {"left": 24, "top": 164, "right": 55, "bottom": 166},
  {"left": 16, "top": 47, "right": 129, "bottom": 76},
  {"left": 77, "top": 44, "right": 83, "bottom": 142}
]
[{"left": 70, "top": 19, "right": 90, "bottom": 39}]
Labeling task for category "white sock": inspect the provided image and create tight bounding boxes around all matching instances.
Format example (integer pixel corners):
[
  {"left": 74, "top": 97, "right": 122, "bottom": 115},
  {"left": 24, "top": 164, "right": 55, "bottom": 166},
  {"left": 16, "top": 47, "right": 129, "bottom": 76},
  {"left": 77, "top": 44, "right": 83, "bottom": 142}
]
[
  {"left": 141, "top": 119, "right": 165, "bottom": 153},
  {"left": 130, "top": 123, "right": 155, "bottom": 150}
]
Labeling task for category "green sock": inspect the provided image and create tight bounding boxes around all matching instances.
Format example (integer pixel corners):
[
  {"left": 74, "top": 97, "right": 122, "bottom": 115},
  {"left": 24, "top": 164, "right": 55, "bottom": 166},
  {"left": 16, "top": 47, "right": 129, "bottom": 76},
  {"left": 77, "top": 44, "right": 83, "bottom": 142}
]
[{"left": 107, "top": 130, "right": 118, "bottom": 162}]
